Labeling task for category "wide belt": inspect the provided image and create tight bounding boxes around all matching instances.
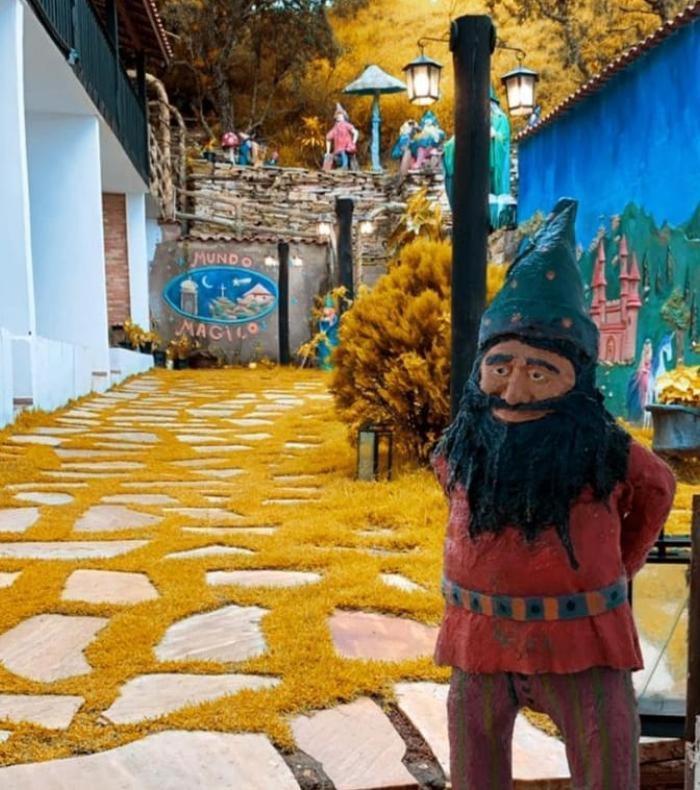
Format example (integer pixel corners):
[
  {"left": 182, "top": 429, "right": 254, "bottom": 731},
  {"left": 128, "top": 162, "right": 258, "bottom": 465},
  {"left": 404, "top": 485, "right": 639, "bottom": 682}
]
[{"left": 441, "top": 576, "right": 628, "bottom": 622}]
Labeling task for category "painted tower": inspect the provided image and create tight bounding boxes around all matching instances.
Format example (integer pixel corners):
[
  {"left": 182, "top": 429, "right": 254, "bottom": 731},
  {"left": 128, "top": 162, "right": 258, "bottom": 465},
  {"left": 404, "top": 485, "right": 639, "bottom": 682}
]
[
  {"left": 589, "top": 235, "right": 641, "bottom": 363},
  {"left": 180, "top": 277, "right": 198, "bottom": 315}
]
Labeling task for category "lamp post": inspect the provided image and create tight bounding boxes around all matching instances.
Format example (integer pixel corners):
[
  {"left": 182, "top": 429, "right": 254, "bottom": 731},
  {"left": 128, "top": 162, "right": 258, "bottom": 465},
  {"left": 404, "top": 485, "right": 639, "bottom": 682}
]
[{"left": 403, "top": 21, "right": 537, "bottom": 417}]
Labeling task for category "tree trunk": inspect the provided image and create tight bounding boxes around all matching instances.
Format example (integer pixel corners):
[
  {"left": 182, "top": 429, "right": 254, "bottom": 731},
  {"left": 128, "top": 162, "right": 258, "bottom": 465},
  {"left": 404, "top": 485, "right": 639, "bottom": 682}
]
[{"left": 213, "top": 64, "right": 235, "bottom": 132}]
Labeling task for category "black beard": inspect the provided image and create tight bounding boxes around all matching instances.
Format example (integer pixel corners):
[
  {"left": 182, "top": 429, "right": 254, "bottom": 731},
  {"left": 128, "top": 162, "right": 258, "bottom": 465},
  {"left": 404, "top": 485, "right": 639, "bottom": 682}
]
[{"left": 434, "top": 379, "right": 631, "bottom": 569}]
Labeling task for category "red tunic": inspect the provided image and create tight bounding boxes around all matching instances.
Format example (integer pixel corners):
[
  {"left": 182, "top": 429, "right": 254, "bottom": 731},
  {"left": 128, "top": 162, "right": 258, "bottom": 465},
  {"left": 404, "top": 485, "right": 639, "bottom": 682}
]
[{"left": 433, "top": 440, "right": 675, "bottom": 675}]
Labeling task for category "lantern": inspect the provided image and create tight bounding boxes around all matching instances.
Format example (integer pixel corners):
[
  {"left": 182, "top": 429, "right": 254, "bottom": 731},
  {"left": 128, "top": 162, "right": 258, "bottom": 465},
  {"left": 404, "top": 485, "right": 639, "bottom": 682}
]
[
  {"left": 263, "top": 255, "right": 278, "bottom": 267},
  {"left": 500, "top": 64, "right": 539, "bottom": 117},
  {"left": 318, "top": 221, "right": 333, "bottom": 238},
  {"left": 359, "top": 220, "right": 375, "bottom": 236},
  {"left": 291, "top": 254, "right": 304, "bottom": 267},
  {"left": 403, "top": 50, "right": 443, "bottom": 106},
  {"left": 357, "top": 424, "right": 394, "bottom": 481}
]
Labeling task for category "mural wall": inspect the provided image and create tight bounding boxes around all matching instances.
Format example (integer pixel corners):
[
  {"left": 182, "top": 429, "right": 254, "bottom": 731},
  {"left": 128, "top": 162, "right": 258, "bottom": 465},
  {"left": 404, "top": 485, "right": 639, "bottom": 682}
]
[
  {"left": 517, "top": 13, "right": 700, "bottom": 419},
  {"left": 150, "top": 239, "right": 329, "bottom": 363}
]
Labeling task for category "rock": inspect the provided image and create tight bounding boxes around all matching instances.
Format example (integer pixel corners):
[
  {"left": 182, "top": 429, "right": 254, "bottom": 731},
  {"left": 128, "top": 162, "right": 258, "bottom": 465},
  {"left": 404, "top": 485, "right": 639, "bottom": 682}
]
[
  {"left": 62, "top": 570, "right": 159, "bottom": 604},
  {"left": 329, "top": 610, "right": 438, "bottom": 661}
]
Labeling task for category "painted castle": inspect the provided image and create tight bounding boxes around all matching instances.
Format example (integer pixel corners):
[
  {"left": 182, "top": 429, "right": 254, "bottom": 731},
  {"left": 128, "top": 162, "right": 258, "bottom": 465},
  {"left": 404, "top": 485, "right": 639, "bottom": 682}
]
[{"left": 589, "top": 235, "right": 641, "bottom": 364}]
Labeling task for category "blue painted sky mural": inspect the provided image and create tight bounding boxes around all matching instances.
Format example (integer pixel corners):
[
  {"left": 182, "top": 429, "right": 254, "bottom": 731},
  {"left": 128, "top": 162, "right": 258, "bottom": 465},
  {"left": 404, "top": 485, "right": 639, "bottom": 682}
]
[{"left": 163, "top": 267, "right": 278, "bottom": 325}]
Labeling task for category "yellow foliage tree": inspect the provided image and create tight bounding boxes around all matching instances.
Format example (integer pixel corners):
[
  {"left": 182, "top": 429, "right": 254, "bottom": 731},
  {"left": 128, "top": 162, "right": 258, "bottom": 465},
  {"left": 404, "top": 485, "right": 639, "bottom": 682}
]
[{"left": 330, "top": 237, "right": 506, "bottom": 463}]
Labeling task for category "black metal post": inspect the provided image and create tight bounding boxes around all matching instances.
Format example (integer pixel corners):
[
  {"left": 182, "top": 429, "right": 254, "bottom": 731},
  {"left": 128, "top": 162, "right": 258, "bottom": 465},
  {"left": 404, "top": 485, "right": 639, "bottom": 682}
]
[
  {"left": 277, "top": 242, "right": 290, "bottom": 365},
  {"left": 685, "top": 495, "right": 700, "bottom": 742},
  {"left": 449, "top": 15, "right": 495, "bottom": 419},
  {"left": 335, "top": 197, "right": 355, "bottom": 302}
]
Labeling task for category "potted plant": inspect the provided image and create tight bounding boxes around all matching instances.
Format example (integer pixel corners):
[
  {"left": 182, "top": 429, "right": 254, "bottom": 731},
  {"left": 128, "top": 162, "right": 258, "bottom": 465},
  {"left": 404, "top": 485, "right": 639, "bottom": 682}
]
[
  {"left": 167, "top": 335, "right": 198, "bottom": 369},
  {"left": 647, "top": 365, "right": 700, "bottom": 456},
  {"left": 139, "top": 330, "right": 160, "bottom": 355}
]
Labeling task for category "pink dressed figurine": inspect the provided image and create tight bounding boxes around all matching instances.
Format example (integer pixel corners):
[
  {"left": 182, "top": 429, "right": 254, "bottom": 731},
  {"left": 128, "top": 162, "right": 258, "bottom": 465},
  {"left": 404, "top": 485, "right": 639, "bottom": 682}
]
[{"left": 323, "top": 104, "right": 359, "bottom": 171}]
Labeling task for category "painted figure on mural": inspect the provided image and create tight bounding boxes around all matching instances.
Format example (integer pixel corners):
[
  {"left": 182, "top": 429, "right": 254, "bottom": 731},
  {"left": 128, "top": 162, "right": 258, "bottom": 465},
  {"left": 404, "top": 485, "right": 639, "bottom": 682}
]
[
  {"left": 323, "top": 104, "right": 359, "bottom": 171},
  {"left": 626, "top": 337, "right": 653, "bottom": 423},
  {"left": 431, "top": 199, "right": 675, "bottom": 789}
]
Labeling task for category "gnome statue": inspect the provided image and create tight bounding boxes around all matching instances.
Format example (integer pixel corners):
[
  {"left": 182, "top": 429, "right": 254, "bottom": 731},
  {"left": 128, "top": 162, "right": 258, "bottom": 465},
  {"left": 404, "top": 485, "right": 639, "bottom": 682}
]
[
  {"left": 323, "top": 103, "right": 359, "bottom": 172},
  {"left": 317, "top": 293, "right": 340, "bottom": 370},
  {"left": 432, "top": 199, "right": 675, "bottom": 789}
]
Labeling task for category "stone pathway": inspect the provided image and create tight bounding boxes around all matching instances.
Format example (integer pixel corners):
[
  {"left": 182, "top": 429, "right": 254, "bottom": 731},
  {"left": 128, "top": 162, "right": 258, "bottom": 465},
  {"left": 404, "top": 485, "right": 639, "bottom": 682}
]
[{"left": 0, "top": 370, "right": 679, "bottom": 788}]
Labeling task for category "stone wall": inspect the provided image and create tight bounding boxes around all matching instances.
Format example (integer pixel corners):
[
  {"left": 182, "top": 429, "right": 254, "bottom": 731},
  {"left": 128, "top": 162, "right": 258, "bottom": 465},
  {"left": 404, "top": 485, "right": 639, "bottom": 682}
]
[{"left": 183, "top": 164, "right": 452, "bottom": 284}]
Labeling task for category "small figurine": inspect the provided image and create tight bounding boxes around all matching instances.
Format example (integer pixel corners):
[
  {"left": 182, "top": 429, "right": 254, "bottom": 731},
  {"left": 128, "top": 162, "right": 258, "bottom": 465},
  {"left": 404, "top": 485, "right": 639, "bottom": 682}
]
[
  {"left": 317, "top": 294, "right": 340, "bottom": 370},
  {"left": 220, "top": 130, "right": 239, "bottom": 164},
  {"left": 391, "top": 119, "right": 418, "bottom": 166},
  {"left": 397, "top": 111, "right": 445, "bottom": 179},
  {"left": 323, "top": 104, "right": 359, "bottom": 171},
  {"left": 202, "top": 137, "right": 217, "bottom": 164},
  {"left": 237, "top": 132, "right": 258, "bottom": 167}
]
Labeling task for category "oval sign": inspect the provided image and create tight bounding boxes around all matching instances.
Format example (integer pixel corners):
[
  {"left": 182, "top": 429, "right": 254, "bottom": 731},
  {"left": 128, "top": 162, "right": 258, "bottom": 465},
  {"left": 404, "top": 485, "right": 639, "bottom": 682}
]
[{"left": 163, "top": 266, "right": 278, "bottom": 325}]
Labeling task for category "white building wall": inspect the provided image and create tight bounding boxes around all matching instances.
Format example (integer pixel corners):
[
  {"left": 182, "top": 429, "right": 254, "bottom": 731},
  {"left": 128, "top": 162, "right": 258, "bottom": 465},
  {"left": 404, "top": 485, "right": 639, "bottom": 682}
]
[
  {"left": 126, "top": 192, "right": 150, "bottom": 329},
  {"left": 0, "top": 330, "right": 14, "bottom": 428},
  {"left": 25, "top": 112, "right": 110, "bottom": 389},
  {"left": 0, "top": 0, "right": 36, "bottom": 337}
]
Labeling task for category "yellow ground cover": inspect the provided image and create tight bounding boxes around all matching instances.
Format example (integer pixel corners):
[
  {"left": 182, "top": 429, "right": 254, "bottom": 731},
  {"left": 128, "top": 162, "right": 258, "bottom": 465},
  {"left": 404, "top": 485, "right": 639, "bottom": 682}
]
[{"left": 0, "top": 369, "right": 694, "bottom": 766}]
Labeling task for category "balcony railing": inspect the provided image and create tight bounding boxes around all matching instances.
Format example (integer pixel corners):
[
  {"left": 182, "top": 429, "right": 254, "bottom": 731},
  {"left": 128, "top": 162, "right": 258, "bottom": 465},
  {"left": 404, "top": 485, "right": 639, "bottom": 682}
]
[{"left": 28, "top": 0, "right": 149, "bottom": 182}]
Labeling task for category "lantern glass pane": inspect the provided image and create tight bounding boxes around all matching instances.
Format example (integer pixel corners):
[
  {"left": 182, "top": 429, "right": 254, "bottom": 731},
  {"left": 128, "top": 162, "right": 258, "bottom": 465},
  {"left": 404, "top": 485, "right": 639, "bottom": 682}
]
[
  {"left": 357, "top": 430, "right": 377, "bottom": 480},
  {"left": 519, "top": 75, "right": 536, "bottom": 113},
  {"left": 409, "top": 64, "right": 431, "bottom": 103},
  {"left": 505, "top": 76, "right": 522, "bottom": 114}
]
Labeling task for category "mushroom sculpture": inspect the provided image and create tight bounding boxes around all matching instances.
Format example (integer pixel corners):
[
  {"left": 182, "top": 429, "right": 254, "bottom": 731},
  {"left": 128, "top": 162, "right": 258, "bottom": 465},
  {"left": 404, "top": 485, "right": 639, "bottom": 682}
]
[{"left": 343, "top": 64, "right": 406, "bottom": 172}]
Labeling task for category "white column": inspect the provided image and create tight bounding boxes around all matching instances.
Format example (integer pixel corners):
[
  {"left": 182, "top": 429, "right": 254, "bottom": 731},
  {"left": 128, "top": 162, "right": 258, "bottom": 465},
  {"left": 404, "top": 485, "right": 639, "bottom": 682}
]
[
  {"left": 126, "top": 192, "right": 150, "bottom": 329},
  {"left": 0, "top": 0, "right": 36, "bottom": 337},
  {"left": 25, "top": 113, "right": 110, "bottom": 384}
]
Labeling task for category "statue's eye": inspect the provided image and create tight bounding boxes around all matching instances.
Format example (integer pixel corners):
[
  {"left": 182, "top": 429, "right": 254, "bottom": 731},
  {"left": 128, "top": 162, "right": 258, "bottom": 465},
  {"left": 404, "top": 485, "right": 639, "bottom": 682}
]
[
  {"left": 529, "top": 370, "right": 546, "bottom": 382},
  {"left": 493, "top": 365, "right": 509, "bottom": 376}
]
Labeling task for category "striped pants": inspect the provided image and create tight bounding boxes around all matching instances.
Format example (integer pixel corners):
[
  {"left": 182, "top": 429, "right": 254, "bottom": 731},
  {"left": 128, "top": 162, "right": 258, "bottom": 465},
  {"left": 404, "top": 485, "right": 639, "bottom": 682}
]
[{"left": 448, "top": 667, "right": 640, "bottom": 790}]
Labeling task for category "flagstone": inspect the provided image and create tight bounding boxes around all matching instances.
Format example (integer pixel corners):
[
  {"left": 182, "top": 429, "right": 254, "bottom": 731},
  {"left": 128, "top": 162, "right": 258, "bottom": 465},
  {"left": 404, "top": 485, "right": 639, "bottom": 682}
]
[
  {"left": 96, "top": 432, "right": 159, "bottom": 443},
  {"left": 277, "top": 486, "right": 321, "bottom": 495},
  {"left": 273, "top": 474, "right": 317, "bottom": 482},
  {"left": 285, "top": 441, "right": 321, "bottom": 449},
  {"left": 62, "top": 570, "right": 159, "bottom": 604},
  {"left": 307, "top": 394, "right": 333, "bottom": 400},
  {"left": 0, "top": 731, "right": 9, "bottom": 743},
  {"left": 183, "top": 526, "right": 278, "bottom": 536},
  {"left": 358, "top": 528, "right": 396, "bottom": 538},
  {"left": 380, "top": 573, "right": 423, "bottom": 592},
  {"left": 42, "top": 471, "right": 126, "bottom": 480},
  {"left": 0, "top": 540, "right": 148, "bottom": 560},
  {"left": 176, "top": 434, "right": 229, "bottom": 443},
  {"left": 290, "top": 697, "right": 416, "bottom": 790},
  {"left": 0, "top": 614, "right": 108, "bottom": 681},
  {"left": 55, "top": 449, "right": 139, "bottom": 458},
  {"left": 194, "top": 469, "right": 246, "bottom": 479},
  {"left": 155, "top": 604, "right": 268, "bottom": 663},
  {"left": 165, "top": 545, "right": 255, "bottom": 560},
  {"left": 62, "top": 409, "right": 100, "bottom": 418},
  {"left": 227, "top": 418, "right": 273, "bottom": 426},
  {"left": 329, "top": 610, "right": 438, "bottom": 661},
  {"left": 163, "top": 508, "right": 243, "bottom": 521},
  {"left": 0, "top": 572, "right": 21, "bottom": 588},
  {"left": 394, "top": 682, "right": 449, "bottom": 774},
  {"left": 101, "top": 494, "right": 178, "bottom": 506},
  {"left": 103, "top": 673, "right": 280, "bottom": 724},
  {"left": 75, "top": 506, "right": 161, "bottom": 533},
  {"left": 93, "top": 442, "right": 154, "bottom": 451},
  {"left": 207, "top": 570, "right": 321, "bottom": 588},
  {"left": 192, "top": 444, "right": 253, "bottom": 453},
  {"left": 0, "top": 730, "right": 300, "bottom": 789},
  {"left": 0, "top": 508, "right": 40, "bottom": 533},
  {"left": 366, "top": 547, "right": 414, "bottom": 557},
  {"left": 62, "top": 461, "right": 145, "bottom": 471},
  {"left": 14, "top": 492, "right": 74, "bottom": 506},
  {"left": 0, "top": 694, "right": 84, "bottom": 729},
  {"left": 11, "top": 435, "right": 63, "bottom": 446},
  {"left": 204, "top": 496, "right": 229, "bottom": 504},
  {"left": 8, "top": 482, "right": 87, "bottom": 490},
  {"left": 34, "top": 427, "right": 82, "bottom": 435}
]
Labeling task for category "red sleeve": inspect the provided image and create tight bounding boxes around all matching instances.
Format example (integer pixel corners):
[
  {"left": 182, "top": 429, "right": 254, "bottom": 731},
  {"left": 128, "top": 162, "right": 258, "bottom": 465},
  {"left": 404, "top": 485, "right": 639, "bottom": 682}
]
[{"left": 619, "top": 441, "right": 676, "bottom": 578}]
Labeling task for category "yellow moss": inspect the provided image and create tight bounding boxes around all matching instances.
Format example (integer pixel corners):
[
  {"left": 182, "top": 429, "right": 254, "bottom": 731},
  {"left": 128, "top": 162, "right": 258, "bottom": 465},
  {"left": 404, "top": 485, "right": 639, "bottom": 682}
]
[{"left": 0, "top": 367, "right": 694, "bottom": 766}]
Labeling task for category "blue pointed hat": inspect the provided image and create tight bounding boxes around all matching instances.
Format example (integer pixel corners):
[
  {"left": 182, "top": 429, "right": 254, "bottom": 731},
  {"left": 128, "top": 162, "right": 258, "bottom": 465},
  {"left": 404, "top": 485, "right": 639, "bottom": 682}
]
[{"left": 478, "top": 198, "right": 599, "bottom": 360}]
